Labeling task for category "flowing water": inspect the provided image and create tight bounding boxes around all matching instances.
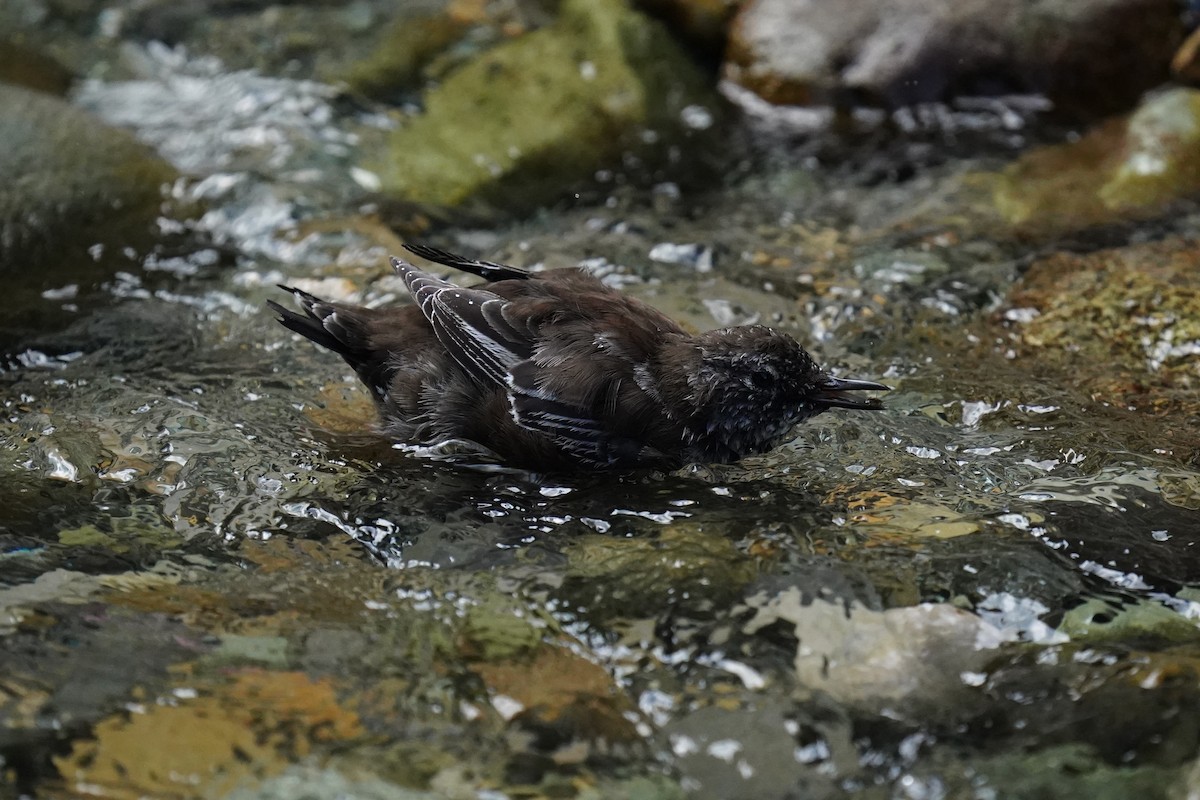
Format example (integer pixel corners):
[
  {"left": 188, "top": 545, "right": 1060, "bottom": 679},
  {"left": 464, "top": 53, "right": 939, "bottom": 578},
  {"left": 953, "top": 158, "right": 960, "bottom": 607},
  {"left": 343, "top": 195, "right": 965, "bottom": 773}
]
[{"left": 3, "top": 40, "right": 1200, "bottom": 800}]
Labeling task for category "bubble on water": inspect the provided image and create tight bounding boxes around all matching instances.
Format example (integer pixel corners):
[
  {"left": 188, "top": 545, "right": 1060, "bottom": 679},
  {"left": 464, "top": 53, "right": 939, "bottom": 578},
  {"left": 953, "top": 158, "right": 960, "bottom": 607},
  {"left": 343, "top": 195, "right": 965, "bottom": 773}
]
[{"left": 680, "top": 104, "right": 714, "bottom": 130}]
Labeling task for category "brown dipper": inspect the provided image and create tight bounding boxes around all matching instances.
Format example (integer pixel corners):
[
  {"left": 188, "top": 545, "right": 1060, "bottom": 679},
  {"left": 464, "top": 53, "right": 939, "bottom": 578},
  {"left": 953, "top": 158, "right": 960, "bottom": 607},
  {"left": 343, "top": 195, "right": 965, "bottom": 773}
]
[{"left": 269, "top": 244, "right": 888, "bottom": 470}]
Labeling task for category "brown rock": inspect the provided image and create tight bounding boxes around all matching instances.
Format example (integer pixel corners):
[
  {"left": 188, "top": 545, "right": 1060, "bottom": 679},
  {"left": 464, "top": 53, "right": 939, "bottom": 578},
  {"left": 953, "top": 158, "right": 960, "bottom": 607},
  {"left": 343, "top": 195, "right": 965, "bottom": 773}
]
[
  {"left": 0, "top": 39, "right": 73, "bottom": 96},
  {"left": 725, "top": 0, "right": 1183, "bottom": 117},
  {"left": 472, "top": 644, "right": 640, "bottom": 746},
  {"left": 1172, "top": 24, "right": 1200, "bottom": 83},
  {"left": 1005, "top": 239, "right": 1200, "bottom": 394},
  {"left": 635, "top": 0, "right": 742, "bottom": 56}
]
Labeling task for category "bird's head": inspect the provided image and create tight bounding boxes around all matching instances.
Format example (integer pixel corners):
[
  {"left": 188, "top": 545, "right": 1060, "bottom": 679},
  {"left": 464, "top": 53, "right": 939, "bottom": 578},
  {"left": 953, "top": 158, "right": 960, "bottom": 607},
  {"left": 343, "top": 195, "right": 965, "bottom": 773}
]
[{"left": 669, "top": 325, "right": 888, "bottom": 459}]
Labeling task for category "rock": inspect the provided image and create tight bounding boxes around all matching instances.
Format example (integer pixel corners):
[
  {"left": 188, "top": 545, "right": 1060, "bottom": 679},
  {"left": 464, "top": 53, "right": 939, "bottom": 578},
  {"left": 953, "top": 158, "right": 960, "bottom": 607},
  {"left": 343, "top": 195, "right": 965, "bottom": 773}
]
[
  {"left": 724, "top": 0, "right": 1183, "bottom": 116},
  {"left": 0, "top": 83, "right": 176, "bottom": 273},
  {"left": 937, "top": 744, "right": 1177, "bottom": 800},
  {"left": 634, "top": 0, "right": 741, "bottom": 56},
  {"left": 1004, "top": 238, "right": 1200, "bottom": 395},
  {"left": 995, "top": 88, "right": 1200, "bottom": 229},
  {"left": 0, "top": 83, "right": 179, "bottom": 345},
  {"left": 335, "top": 12, "right": 476, "bottom": 101},
  {"left": 1, "top": 605, "right": 203, "bottom": 755},
  {"left": 372, "top": 0, "right": 721, "bottom": 213},
  {"left": 223, "top": 763, "right": 443, "bottom": 800},
  {"left": 55, "top": 670, "right": 364, "bottom": 798},
  {"left": 741, "top": 589, "right": 1000, "bottom": 714},
  {"left": 663, "top": 704, "right": 830, "bottom": 800},
  {"left": 0, "top": 39, "right": 73, "bottom": 95},
  {"left": 996, "top": 237, "right": 1200, "bottom": 460},
  {"left": 1059, "top": 597, "right": 1200, "bottom": 644},
  {"left": 470, "top": 642, "right": 641, "bottom": 747}
]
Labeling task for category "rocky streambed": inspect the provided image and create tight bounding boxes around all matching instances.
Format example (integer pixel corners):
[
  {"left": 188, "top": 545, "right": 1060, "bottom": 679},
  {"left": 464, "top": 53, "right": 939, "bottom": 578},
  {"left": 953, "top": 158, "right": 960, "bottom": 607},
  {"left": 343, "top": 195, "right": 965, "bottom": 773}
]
[{"left": 2, "top": 1, "right": 1200, "bottom": 798}]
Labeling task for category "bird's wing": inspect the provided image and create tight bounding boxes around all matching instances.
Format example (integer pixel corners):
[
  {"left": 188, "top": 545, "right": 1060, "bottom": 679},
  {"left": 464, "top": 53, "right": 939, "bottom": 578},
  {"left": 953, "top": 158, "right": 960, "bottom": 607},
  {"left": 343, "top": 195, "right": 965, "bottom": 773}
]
[
  {"left": 393, "top": 257, "right": 636, "bottom": 466},
  {"left": 403, "top": 243, "right": 531, "bottom": 282},
  {"left": 506, "top": 361, "right": 623, "bottom": 466},
  {"left": 393, "top": 257, "right": 533, "bottom": 385}
]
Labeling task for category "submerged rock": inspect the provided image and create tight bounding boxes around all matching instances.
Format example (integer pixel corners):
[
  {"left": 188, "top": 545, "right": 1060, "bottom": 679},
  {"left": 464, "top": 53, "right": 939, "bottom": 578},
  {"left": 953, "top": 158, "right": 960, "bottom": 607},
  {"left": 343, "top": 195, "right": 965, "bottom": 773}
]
[
  {"left": 1059, "top": 597, "right": 1200, "bottom": 644},
  {"left": 995, "top": 237, "right": 1200, "bottom": 462},
  {"left": 741, "top": 588, "right": 1000, "bottom": 715},
  {"left": 54, "top": 669, "right": 364, "bottom": 798},
  {"left": 561, "top": 525, "right": 757, "bottom": 619},
  {"left": 372, "top": 0, "right": 721, "bottom": 213},
  {"left": 663, "top": 704, "right": 828, "bottom": 800},
  {"left": 725, "top": 0, "right": 1182, "bottom": 116},
  {"left": 1004, "top": 238, "right": 1200, "bottom": 396},
  {"left": 927, "top": 743, "right": 1179, "bottom": 800}
]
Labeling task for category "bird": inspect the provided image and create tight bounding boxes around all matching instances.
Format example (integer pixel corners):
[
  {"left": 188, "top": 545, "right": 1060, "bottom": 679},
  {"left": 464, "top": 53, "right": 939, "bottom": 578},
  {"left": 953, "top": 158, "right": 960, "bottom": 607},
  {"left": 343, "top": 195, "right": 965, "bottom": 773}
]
[{"left": 268, "top": 243, "right": 889, "bottom": 471}]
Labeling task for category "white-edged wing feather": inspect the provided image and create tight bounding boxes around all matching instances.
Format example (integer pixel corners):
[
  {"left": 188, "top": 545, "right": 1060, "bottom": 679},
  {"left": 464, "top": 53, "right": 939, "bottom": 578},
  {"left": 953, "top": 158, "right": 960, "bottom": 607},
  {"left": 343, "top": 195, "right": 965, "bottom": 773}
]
[
  {"left": 507, "top": 360, "right": 614, "bottom": 465},
  {"left": 392, "top": 256, "right": 635, "bottom": 466},
  {"left": 393, "top": 257, "right": 531, "bottom": 384}
]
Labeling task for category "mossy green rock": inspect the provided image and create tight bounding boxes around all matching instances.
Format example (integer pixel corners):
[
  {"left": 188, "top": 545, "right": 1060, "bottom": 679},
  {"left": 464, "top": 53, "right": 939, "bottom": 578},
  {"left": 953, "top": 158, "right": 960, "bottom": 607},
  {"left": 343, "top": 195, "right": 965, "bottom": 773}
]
[
  {"left": 337, "top": 13, "right": 472, "bottom": 100},
  {"left": 459, "top": 595, "right": 544, "bottom": 661},
  {"left": 1058, "top": 597, "right": 1200, "bottom": 644},
  {"left": 995, "top": 88, "right": 1200, "bottom": 230},
  {"left": 561, "top": 525, "right": 756, "bottom": 618},
  {"left": 373, "top": 0, "right": 719, "bottom": 212},
  {"left": 950, "top": 744, "right": 1176, "bottom": 800},
  {"left": 0, "top": 83, "right": 177, "bottom": 273}
]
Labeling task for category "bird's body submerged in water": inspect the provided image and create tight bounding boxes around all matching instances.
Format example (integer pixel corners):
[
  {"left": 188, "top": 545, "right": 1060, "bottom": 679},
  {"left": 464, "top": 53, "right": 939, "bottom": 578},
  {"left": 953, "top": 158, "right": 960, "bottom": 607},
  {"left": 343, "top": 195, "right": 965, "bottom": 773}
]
[{"left": 269, "top": 244, "right": 888, "bottom": 471}]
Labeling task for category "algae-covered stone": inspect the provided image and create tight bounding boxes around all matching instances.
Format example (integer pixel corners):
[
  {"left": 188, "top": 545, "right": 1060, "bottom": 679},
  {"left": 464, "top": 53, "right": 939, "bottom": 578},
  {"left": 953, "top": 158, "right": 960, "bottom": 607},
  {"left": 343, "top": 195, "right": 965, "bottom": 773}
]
[
  {"left": 995, "top": 88, "right": 1200, "bottom": 230},
  {"left": 943, "top": 744, "right": 1177, "bottom": 800},
  {"left": 561, "top": 525, "right": 756, "bottom": 618},
  {"left": 0, "top": 84, "right": 178, "bottom": 344},
  {"left": 57, "top": 520, "right": 184, "bottom": 556},
  {"left": 1005, "top": 238, "right": 1200, "bottom": 394},
  {"left": 459, "top": 595, "right": 544, "bottom": 661},
  {"left": 337, "top": 13, "right": 474, "bottom": 100},
  {"left": 0, "top": 83, "right": 177, "bottom": 273},
  {"left": 373, "top": 0, "right": 720, "bottom": 212},
  {"left": 1058, "top": 597, "right": 1200, "bottom": 644}
]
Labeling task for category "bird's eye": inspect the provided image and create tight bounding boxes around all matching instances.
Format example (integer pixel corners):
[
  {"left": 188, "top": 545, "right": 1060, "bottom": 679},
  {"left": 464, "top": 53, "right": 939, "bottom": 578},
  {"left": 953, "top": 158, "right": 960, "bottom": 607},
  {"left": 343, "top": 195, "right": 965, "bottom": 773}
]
[{"left": 749, "top": 370, "right": 773, "bottom": 389}]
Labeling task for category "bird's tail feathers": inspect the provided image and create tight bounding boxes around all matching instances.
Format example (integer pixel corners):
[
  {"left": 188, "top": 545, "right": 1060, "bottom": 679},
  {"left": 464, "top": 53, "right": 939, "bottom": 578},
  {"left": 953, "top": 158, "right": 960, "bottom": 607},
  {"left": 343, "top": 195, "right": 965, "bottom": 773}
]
[{"left": 270, "top": 286, "right": 372, "bottom": 361}]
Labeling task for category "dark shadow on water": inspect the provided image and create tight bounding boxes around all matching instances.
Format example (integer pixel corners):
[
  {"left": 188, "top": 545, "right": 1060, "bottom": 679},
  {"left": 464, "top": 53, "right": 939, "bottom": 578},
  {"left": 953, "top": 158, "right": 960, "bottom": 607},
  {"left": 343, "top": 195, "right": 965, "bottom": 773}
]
[{"left": 283, "top": 437, "right": 838, "bottom": 570}]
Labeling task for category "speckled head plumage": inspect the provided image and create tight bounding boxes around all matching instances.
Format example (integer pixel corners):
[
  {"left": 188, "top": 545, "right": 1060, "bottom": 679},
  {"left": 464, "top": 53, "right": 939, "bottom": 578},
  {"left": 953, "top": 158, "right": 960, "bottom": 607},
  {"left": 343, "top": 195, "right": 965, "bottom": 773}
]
[
  {"left": 269, "top": 244, "right": 888, "bottom": 471},
  {"left": 656, "top": 325, "right": 884, "bottom": 462}
]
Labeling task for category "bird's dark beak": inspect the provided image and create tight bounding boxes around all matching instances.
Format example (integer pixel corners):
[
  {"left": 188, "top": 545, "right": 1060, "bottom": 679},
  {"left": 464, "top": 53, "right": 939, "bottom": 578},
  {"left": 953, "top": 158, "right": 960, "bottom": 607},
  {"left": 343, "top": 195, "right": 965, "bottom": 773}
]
[{"left": 812, "top": 376, "right": 890, "bottom": 410}]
